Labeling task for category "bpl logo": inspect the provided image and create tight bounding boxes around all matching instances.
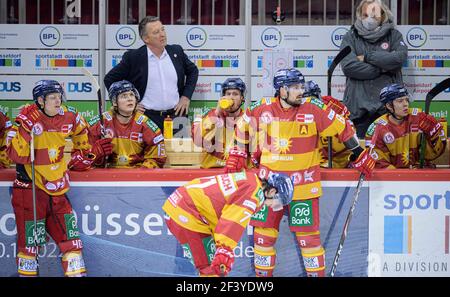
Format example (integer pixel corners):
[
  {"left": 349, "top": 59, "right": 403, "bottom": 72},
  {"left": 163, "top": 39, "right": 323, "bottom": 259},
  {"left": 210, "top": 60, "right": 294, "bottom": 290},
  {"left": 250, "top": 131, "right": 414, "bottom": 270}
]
[
  {"left": 261, "top": 27, "right": 282, "bottom": 48},
  {"left": 331, "top": 27, "right": 349, "bottom": 48},
  {"left": 0, "top": 82, "right": 21, "bottom": 92},
  {"left": 116, "top": 26, "right": 136, "bottom": 47},
  {"left": 406, "top": 27, "right": 427, "bottom": 48},
  {"left": 39, "top": 26, "right": 61, "bottom": 47},
  {"left": 67, "top": 82, "right": 92, "bottom": 93},
  {"left": 186, "top": 27, "right": 207, "bottom": 48}
]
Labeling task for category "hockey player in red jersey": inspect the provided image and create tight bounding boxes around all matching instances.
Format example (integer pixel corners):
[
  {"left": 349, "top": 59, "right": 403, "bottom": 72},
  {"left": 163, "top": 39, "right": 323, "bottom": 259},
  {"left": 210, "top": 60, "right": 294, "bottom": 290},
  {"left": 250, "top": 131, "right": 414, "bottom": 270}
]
[
  {"left": 162, "top": 172, "right": 294, "bottom": 277},
  {"left": 366, "top": 83, "right": 446, "bottom": 168},
  {"left": 7, "top": 80, "right": 113, "bottom": 277},
  {"left": 225, "top": 68, "right": 375, "bottom": 277},
  {"left": 192, "top": 78, "right": 248, "bottom": 168},
  {"left": 0, "top": 108, "right": 12, "bottom": 168},
  {"left": 88, "top": 80, "right": 166, "bottom": 168}
]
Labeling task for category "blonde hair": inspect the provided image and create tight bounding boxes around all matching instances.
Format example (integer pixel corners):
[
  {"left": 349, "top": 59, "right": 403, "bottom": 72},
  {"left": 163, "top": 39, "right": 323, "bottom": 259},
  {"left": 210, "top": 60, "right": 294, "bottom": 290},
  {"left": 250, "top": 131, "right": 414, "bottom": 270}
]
[{"left": 356, "top": 0, "right": 393, "bottom": 23}]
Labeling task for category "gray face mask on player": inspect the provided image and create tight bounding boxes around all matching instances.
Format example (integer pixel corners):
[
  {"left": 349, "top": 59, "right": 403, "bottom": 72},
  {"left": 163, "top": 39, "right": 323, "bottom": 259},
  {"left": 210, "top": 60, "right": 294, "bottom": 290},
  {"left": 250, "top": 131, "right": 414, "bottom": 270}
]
[{"left": 362, "top": 16, "right": 380, "bottom": 31}]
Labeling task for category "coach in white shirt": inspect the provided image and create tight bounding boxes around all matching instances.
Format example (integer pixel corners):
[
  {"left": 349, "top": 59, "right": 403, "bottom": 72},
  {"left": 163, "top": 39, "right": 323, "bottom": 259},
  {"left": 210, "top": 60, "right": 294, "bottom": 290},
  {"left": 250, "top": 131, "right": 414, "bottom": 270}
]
[{"left": 105, "top": 16, "right": 199, "bottom": 134}]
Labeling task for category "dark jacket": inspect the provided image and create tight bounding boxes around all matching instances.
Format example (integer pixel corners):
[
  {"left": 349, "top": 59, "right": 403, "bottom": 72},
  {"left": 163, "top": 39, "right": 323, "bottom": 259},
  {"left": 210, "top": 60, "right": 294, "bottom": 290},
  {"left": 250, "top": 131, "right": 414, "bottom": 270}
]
[
  {"left": 340, "top": 26, "right": 408, "bottom": 120},
  {"left": 104, "top": 44, "right": 199, "bottom": 102}
]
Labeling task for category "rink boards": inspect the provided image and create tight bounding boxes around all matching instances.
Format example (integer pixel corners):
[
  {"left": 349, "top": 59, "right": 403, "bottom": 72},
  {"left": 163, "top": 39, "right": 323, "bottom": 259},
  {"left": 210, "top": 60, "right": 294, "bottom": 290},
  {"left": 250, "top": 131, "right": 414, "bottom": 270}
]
[{"left": 0, "top": 169, "right": 449, "bottom": 277}]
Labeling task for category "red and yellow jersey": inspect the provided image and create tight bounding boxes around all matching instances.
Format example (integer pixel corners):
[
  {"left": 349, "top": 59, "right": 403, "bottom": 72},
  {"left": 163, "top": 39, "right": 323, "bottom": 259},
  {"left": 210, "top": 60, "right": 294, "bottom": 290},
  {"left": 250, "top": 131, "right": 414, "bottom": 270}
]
[
  {"left": 88, "top": 111, "right": 166, "bottom": 168},
  {"left": 192, "top": 108, "right": 254, "bottom": 169},
  {"left": 365, "top": 108, "right": 447, "bottom": 168},
  {"left": 0, "top": 109, "right": 12, "bottom": 168},
  {"left": 162, "top": 171, "right": 264, "bottom": 250},
  {"left": 235, "top": 97, "right": 355, "bottom": 200},
  {"left": 7, "top": 105, "right": 91, "bottom": 195}
]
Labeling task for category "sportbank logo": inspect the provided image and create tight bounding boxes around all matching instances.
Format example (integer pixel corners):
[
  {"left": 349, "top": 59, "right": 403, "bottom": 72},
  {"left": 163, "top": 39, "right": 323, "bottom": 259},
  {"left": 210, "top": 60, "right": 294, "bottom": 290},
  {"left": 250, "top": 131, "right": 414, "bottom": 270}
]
[
  {"left": 331, "top": 27, "right": 348, "bottom": 48},
  {"left": 116, "top": 26, "right": 136, "bottom": 48},
  {"left": 406, "top": 27, "right": 427, "bottom": 48},
  {"left": 186, "top": 27, "right": 207, "bottom": 48},
  {"left": 261, "top": 27, "right": 282, "bottom": 48},
  {"left": 39, "top": 26, "right": 61, "bottom": 47}
]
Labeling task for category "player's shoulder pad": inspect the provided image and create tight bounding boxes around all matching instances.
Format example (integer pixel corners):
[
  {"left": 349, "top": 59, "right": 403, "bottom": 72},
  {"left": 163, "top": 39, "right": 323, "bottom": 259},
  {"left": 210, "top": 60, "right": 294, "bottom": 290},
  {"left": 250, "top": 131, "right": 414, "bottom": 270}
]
[
  {"left": 134, "top": 113, "right": 149, "bottom": 125},
  {"left": 306, "top": 97, "right": 326, "bottom": 110},
  {"left": 65, "top": 105, "right": 78, "bottom": 114},
  {"left": 87, "top": 115, "right": 101, "bottom": 126},
  {"left": 146, "top": 118, "right": 161, "bottom": 133}
]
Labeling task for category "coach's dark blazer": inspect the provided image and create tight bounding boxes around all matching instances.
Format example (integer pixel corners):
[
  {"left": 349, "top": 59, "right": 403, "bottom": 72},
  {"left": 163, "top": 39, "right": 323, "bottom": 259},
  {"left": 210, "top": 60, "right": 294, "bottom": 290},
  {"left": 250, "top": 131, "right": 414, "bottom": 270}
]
[{"left": 104, "top": 44, "right": 199, "bottom": 102}]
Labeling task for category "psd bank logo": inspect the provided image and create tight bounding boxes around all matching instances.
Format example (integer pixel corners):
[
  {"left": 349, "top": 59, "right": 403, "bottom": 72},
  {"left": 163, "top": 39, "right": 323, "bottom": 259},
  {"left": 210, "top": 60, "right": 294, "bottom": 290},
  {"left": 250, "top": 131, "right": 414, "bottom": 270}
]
[
  {"left": 39, "top": 26, "right": 60, "bottom": 47},
  {"left": 261, "top": 27, "right": 282, "bottom": 48},
  {"left": 186, "top": 27, "right": 207, "bottom": 48},
  {"left": 331, "top": 27, "right": 349, "bottom": 48},
  {"left": 116, "top": 26, "right": 136, "bottom": 47},
  {"left": 406, "top": 27, "right": 427, "bottom": 48}
]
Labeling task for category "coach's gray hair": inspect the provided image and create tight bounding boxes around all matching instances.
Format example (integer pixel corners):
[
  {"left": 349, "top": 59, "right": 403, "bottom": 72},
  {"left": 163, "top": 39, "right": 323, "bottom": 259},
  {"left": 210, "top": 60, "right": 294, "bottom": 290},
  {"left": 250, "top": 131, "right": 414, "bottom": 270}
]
[{"left": 138, "top": 16, "right": 160, "bottom": 39}]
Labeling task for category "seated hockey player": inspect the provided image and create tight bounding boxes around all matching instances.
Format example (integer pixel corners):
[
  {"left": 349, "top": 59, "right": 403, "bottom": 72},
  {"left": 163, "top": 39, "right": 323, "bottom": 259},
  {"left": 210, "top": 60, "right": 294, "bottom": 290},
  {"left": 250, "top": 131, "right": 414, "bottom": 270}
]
[
  {"left": 7, "top": 80, "right": 112, "bottom": 277},
  {"left": 366, "top": 83, "right": 446, "bottom": 168},
  {"left": 162, "top": 171, "right": 294, "bottom": 277},
  {"left": 0, "top": 107, "right": 12, "bottom": 168},
  {"left": 192, "top": 78, "right": 256, "bottom": 168},
  {"left": 88, "top": 80, "right": 166, "bottom": 168}
]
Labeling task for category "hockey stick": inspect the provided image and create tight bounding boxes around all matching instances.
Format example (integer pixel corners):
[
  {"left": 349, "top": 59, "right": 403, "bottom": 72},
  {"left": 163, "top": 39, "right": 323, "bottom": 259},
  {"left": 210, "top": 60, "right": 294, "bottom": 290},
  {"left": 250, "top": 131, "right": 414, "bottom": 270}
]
[
  {"left": 329, "top": 173, "right": 365, "bottom": 277},
  {"left": 30, "top": 127, "right": 39, "bottom": 274},
  {"left": 81, "top": 67, "right": 109, "bottom": 167},
  {"left": 327, "top": 46, "right": 351, "bottom": 168},
  {"left": 419, "top": 77, "right": 450, "bottom": 168}
]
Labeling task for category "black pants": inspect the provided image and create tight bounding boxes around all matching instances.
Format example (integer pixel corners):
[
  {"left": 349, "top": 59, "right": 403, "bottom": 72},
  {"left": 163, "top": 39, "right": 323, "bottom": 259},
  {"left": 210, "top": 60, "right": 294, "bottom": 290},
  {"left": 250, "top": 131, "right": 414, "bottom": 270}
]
[
  {"left": 352, "top": 109, "right": 386, "bottom": 139},
  {"left": 144, "top": 109, "right": 190, "bottom": 137}
]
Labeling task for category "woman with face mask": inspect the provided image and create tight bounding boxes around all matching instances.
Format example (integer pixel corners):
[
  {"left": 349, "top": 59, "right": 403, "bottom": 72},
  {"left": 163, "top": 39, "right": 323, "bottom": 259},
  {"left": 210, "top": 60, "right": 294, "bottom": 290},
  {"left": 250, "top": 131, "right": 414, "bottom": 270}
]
[{"left": 340, "top": 0, "right": 408, "bottom": 139}]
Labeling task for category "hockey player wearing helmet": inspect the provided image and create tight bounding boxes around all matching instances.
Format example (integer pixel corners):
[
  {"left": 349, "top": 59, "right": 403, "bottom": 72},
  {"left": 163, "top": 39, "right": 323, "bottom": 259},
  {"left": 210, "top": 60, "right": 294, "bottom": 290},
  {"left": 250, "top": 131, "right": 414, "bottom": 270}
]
[
  {"left": 192, "top": 78, "right": 254, "bottom": 168},
  {"left": 366, "top": 83, "right": 446, "bottom": 168},
  {"left": 7, "top": 80, "right": 113, "bottom": 277},
  {"left": 225, "top": 68, "right": 375, "bottom": 277},
  {"left": 87, "top": 80, "right": 166, "bottom": 168},
  {"left": 162, "top": 171, "right": 293, "bottom": 277}
]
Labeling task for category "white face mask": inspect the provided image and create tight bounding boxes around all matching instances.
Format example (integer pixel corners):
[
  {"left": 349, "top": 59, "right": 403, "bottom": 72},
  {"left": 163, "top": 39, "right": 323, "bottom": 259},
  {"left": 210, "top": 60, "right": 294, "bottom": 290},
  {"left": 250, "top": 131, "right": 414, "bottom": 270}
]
[{"left": 362, "top": 17, "right": 380, "bottom": 31}]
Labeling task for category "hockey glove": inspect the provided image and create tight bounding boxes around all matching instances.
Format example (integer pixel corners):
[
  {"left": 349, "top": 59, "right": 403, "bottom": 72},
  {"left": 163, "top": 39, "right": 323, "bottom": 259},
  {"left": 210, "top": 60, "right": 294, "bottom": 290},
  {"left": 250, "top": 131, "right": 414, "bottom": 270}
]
[
  {"left": 224, "top": 147, "right": 247, "bottom": 173},
  {"left": 211, "top": 246, "right": 235, "bottom": 277},
  {"left": 321, "top": 96, "right": 350, "bottom": 119},
  {"left": 15, "top": 104, "right": 41, "bottom": 136},
  {"left": 350, "top": 148, "right": 375, "bottom": 177},
  {"left": 91, "top": 138, "right": 113, "bottom": 160},
  {"left": 418, "top": 113, "right": 443, "bottom": 139}
]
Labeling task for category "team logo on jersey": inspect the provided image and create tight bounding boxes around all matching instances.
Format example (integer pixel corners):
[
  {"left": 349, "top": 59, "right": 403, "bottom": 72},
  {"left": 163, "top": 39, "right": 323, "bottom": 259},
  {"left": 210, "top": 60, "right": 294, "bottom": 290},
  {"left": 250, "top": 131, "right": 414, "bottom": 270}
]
[
  {"left": 32, "top": 123, "right": 43, "bottom": 136},
  {"left": 130, "top": 132, "right": 143, "bottom": 143},
  {"left": 299, "top": 125, "right": 309, "bottom": 135},
  {"left": 296, "top": 114, "right": 314, "bottom": 123},
  {"left": 218, "top": 174, "right": 237, "bottom": 196},
  {"left": 383, "top": 132, "right": 395, "bottom": 144},
  {"left": 381, "top": 42, "right": 389, "bottom": 50},
  {"left": 260, "top": 111, "right": 273, "bottom": 124},
  {"left": 61, "top": 124, "right": 73, "bottom": 134}
]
